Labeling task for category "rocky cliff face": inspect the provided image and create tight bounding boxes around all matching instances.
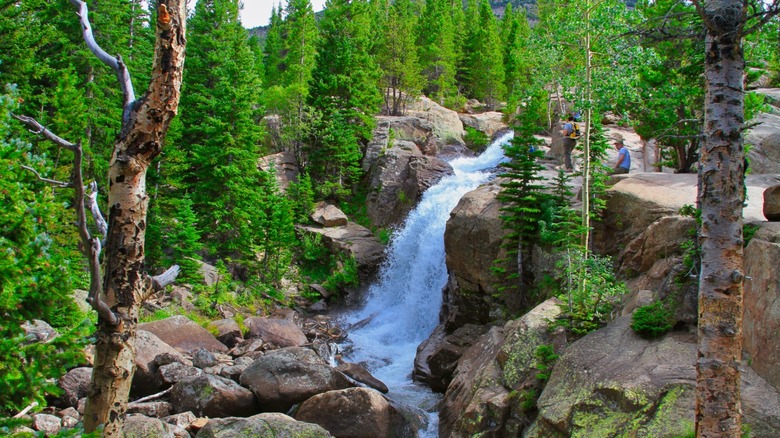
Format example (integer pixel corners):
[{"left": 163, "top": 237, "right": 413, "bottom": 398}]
[
  {"left": 426, "top": 169, "right": 780, "bottom": 437},
  {"left": 744, "top": 222, "right": 780, "bottom": 389}
]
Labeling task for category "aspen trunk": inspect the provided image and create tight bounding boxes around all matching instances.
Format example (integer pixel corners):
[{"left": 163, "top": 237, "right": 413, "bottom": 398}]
[
  {"left": 695, "top": 0, "right": 745, "bottom": 435},
  {"left": 81, "top": 0, "right": 187, "bottom": 434}
]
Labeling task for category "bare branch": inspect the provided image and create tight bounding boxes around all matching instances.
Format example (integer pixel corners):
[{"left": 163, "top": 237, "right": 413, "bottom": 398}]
[
  {"left": 142, "top": 265, "right": 181, "bottom": 301},
  {"left": 86, "top": 181, "right": 108, "bottom": 244},
  {"left": 129, "top": 387, "right": 172, "bottom": 405},
  {"left": 20, "top": 165, "right": 72, "bottom": 188},
  {"left": 11, "top": 110, "right": 119, "bottom": 325},
  {"left": 12, "top": 113, "right": 78, "bottom": 151},
  {"left": 13, "top": 401, "right": 39, "bottom": 418},
  {"left": 71, "top": 144, "right": 118, "bottom": 326},
  {"left": 68, "top": 0, "right": 135, "bottom": 124},
  {"left": 743, "top": 2, "right": 780, "bottom": 35},
  {"left": 152, "top": 265, "right": 181, "bottom": 291}
]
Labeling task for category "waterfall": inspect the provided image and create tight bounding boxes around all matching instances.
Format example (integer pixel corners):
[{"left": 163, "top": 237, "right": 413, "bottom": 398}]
[{"left": 340, "top": 131, "right": 513, "bottom": 436}]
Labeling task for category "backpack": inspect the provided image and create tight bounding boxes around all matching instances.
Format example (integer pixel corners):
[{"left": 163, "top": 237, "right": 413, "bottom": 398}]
[{"left": 570, "top": 122, "right": 581, "bottom": 139}]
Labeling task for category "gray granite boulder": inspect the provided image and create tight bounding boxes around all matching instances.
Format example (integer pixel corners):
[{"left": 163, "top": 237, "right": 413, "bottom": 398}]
[
  {"left": 196, "top": 413, "right": 331, "bottom": 438},
  {"left": 239, "top": 347, "right": 352, "bottom": 412}
]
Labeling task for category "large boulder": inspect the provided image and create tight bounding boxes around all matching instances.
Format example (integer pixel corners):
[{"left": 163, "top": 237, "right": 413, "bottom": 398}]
[
  {"left": 196, "top": 413, "right": 332, "bottom": 438},
  {"left": 744, "top": 222, "right": 780, "bottom": 389},
  {"left": 297, "top": 222, "right": 385, "bottom": 282},
  {"left": 412, "top": 324, "right": 490, "bottom": 393},
  {"left": 406, "top": 96, "right": 466, "bottom": 148},
  {"left": 373, "top": 115, "right": 437, "bottom": 154},
  {"left": 442, "top": 181, "right": 507, "bottom": 328},
  {"left": 123, "top": 416, "right": 174, "bottom": 438},
  {"left": 207, "top": 318, "right": 243, "bottom": 349},
  {"left": 439, "top": 298, "right": 564, "bottom": 438},
  {"left": 294, "top": 387, "right": 419, "bottom": 438},
  {"left": 133, "top": 330, "right": 189, "bottom": 396},
  {"left": 245, "top": 317, "right": 308, "bottom": 348},
  {"left": 239, "top": 347, "right": 353, "bottom": 412},
  {"left": 335, "top": 362, "right": 389, "bottom": 394},
  {"left": 525, "top": 316, "right": 780, "bottom": 437},
  {"left": 310, "top": 202, "right": 349, "bottom": 227},
  {"left": 458, "top": 111, "right": 507, "bottom": 140},
  {"left": 170, "top": 374, "right": 257, "bottom": 418},
  {"left": 744, "top": 110, "right": 780, "bottom": 174},
  {"left": 57, "top": 367, "right": 92, "bottom": 408},
  {"left": 139, "top": 315, "right": 228, "bottom": 354},
  {"left": 365, "top": 140, "right": 454, "bottom": 228},
  {"left": 617, "top": 215, "right": 696, "bottom": 277},
  {"left": 764, "top": 184, "right": 780, "bottom": 221},
  {"left": 594, "top": 173, "right": 774, "bottom": 259}
]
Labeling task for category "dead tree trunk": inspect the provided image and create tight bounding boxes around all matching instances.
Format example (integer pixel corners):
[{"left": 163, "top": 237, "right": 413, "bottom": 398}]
[
  {"left": 693, "top": 0, "right": 745, "bottom": 435},
  {"left": 63, "top": 0, "right": 187, "bottom": 434}
]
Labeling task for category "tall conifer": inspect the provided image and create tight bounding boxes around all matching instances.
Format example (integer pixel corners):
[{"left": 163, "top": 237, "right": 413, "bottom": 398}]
[
  {"left": 470, "top": 0, "right": 506, "bottom": 108},
  {"left": 308, "top": 0, "right": 382, "bottom": 198},
  {"left": 416, "top": 0, "right": 458, "bottom": 106},
  {"left": 376, "top": 0, "right": 423, "bottom": 115},
  {"left": 174, "top": 0, "right": 272, "bottom": 263}
]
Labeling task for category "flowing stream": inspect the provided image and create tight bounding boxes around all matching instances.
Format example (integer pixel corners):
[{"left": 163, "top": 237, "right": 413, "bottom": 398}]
[{"left": 339, "top": 132, "right": 513, "bottom": 436}]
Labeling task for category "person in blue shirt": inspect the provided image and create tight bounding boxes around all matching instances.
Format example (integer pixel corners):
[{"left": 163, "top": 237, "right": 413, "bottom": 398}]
[{"left": 610, "top": 135, "right": 630, "bottom": 174}]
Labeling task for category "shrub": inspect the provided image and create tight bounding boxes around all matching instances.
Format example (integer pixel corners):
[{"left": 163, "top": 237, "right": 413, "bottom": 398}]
[
  {"left": 631, "top": 300, "right": 674, "bottom": 338},
  {"left": 464, "top": 126, "right": 489, "bottom": 152}
]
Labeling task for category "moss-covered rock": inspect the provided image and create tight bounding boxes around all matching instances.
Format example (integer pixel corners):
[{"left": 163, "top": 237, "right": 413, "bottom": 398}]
[{"left": 525, "top": 316, "right": 780, "bottom": 437}]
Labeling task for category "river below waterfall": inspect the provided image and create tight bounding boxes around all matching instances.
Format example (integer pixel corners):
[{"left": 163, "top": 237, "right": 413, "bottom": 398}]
[{"left": 338, "top": 132, "right": 513, "bottom": 437}]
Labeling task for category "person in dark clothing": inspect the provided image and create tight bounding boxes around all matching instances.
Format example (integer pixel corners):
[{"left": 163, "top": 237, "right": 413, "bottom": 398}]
[{"left": 559, "top": 116, "right": 577, "bottom": 171}]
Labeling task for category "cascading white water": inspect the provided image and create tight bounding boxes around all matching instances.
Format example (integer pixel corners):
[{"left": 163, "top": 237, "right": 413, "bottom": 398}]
[{"left": 340, "top": 131, "right": 513, "bottom": 436}]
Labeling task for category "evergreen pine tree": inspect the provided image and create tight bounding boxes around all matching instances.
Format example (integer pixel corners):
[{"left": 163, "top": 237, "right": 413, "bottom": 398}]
[
  {"left": 282, "top": 0, "right": 319, "bottom": 91},
  {"left": 469, "top": 0, "right": 506, "bottom": 108},
  {"left": 376, "top": 0, "right": 423, "bottom": 115},
  {"left": 416, "top": 0, "right": 459, "bottom": 106},
  {"left": 495, "top": 91, "right": 548, "bottom": 310},
  {"left": 0, "top": 87, "right": 88, "bottom": 421},
  {"left": 458, "top": 0, "right": 479, "bottom": 97},
  {"left": 263, "top": 5, "right": 286, "bottom": 89},
  {"left": 308, "top": 0, "right": 382, "bottom": 199},
  {"left": 176, "top": 0, "right": 268, "bottom": 262}
]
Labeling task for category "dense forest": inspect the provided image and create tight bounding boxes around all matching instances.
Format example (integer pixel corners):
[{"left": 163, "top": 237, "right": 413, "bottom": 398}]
[{"left": 1, "top": 0, "right": 779, "bottom": 433}]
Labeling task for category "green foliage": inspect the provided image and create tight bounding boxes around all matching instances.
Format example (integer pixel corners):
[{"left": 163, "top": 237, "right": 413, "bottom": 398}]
[
  {"left": 518, "top": 388, "right": 539, "bottom": 412},
  {"left": 146, "top": 195, "right": 203, "bottom": 283},
  {"left": 287, "top": 172, "right": 316, "bottom": 223},
  {"left": 308, "top": 0, "right": 381, "bottom": 200},
  {"left": 375, "top": 0, "right": 423, "bottom": 116},
  {"left": 745, "top": 92, "right": 769, "bottom": 122},
  {"left": 0, "top": 89, "right": 89, "bottom": 419},
  {"left": 631, "top": 300, "right": 674, "bottom": 338},
  {"left": 743, "top": 223, "right": 760, "bottom": 248},
  {"left": 464, "top": 0, "right": 507, "bottom": 108},
  {"left": 631, "top": 0, "right": 705, "bottom": 173},
  {"left": 464, "top": 126, "right": 490, "bottom": 151},
  {"left": 556, "top": 252, "right": 627, "bottom": 336},
  {"left": 677, "top": 204, "right": 701, "bottom": 281},
  {"left": 324, "top": 255, "right": 360, "bottom": 294},
  {"left": 297, "top": 233, "right": 359, "bottom": 297},
  {"left": 494, "top": 91, "right": 548, "bottom": 304},
  {"left": 534, "top": 344, "right": 560, "bottom": 382},
  {"left": 416, "top": 0, "right": 459, "bottom": 105}
]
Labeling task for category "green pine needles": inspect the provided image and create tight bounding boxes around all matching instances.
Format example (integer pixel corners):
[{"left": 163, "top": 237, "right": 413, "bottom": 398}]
[
  {"left": 631, "top": 300, "right": 675, "bottom": 338},
  {"left": 493, "top": 104, "right": 547, "bottom": 312},
  {"left": 0, "top": 89, "right": 89, "bottom": 422}
]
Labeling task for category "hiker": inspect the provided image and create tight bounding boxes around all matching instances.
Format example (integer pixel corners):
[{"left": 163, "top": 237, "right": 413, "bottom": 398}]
[
  {"left": 559, "top": 115, "right": 578, "bottom": 171},
  {"left": 610, "top": 134, "right": 630, "bottom": 174}
]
